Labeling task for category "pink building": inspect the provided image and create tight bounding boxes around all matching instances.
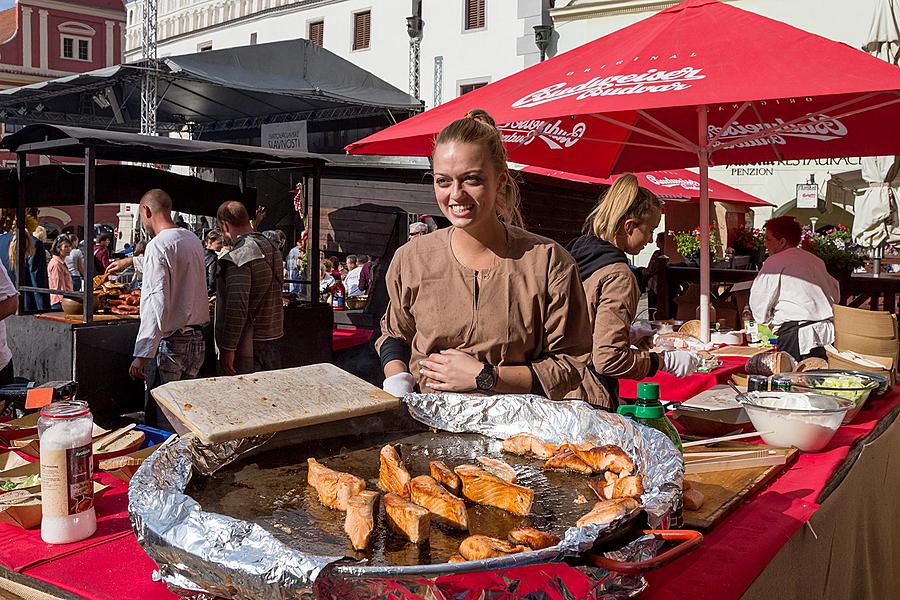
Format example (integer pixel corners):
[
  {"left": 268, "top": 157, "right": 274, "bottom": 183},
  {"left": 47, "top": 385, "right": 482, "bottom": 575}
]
[{"left": 0, "top": 1, "right": 126, "bottom": 233}]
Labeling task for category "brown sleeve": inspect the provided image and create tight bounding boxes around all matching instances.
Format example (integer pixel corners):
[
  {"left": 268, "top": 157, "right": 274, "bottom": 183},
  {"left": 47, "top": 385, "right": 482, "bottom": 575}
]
[
  {"left": 531, "top": 252, "right": 593, "bottom": 400},
  {"left": 376, "top": 249, "right": 417, "bottom": 359},
  {"left": 589, "top": 268, "right": 653, "bottom": 380}
]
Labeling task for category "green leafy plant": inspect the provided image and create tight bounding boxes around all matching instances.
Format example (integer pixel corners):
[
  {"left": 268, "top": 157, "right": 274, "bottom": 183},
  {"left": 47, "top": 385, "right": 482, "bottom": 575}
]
[
  {"left": 672, "top": 226, "right": 722, "bottom": 260},
  {"left": 800, "top": 225, "right": 864, "bottom": 273},
  {"left": 732, "top": 227, "right": 765, "bottom": 254}
]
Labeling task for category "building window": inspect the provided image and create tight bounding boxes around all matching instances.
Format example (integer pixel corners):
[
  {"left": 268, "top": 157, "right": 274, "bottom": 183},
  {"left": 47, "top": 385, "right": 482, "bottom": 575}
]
[
  {"left": 459, "top": 81, "right": 487, "bottom": 95},
  {"left": 352, "top": 11, "right": 370, "bottom": 51},
  {"left": 61, "top": 35, "right": 92, "bottom": 61},
  {"left": 465, "top": 0, "right": 485, "bottom": 30},
  {"left": 250, "top": 32, "right": 258, "bottom": 45},
  {"left": 309, "top": 20, "right": 324, "bottom": 46},
  {"left": 198, "top": 41, "right": 213, "bottom": 52}
]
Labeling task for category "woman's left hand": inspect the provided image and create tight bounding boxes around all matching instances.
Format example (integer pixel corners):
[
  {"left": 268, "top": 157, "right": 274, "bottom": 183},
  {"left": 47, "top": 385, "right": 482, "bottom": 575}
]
[{"left": 420, "top": 349, "right": 484, "bottom": 392}]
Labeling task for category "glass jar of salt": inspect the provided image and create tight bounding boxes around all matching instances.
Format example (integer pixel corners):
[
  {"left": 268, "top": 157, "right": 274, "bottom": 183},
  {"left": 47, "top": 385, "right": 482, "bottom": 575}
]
[{"left": 38, "top": 401, "right": 97, "bottom": 544}]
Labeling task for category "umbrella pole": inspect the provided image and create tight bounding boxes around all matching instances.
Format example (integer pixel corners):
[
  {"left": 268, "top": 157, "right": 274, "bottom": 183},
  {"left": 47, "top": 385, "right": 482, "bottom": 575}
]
[{"left": 698, "top": 105, "right": 711, "bottom": 343}]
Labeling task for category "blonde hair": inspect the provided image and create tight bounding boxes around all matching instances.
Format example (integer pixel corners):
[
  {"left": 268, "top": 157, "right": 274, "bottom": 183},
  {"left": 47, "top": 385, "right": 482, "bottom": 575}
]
[
  {"left": 585, "top": 173, "right": 661, "bottom": 243},
  {"left": 433, "top": 109, "right": 523, "bottom": 228}
]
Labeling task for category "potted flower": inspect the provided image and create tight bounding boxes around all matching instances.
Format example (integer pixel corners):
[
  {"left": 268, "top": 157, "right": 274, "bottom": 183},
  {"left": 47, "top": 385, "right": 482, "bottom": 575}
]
[
  {"left": 732, "top": 226, "right": 766, "bottom": 266},
  {"left": 673, "top": 226, "right": 722, "bottom": 266},
  {"left": 800, "top": 225, "right": 864, "bottom": 279}
]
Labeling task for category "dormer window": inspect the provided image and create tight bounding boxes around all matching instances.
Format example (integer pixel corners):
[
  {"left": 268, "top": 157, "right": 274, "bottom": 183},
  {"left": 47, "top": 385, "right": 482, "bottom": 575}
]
[{"left": 59, "top": 22, "right": 95, "bottom": 62}]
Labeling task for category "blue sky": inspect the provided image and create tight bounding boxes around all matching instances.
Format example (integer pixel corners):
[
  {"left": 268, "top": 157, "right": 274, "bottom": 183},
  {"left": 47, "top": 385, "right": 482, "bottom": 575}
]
[{"left": 0, "top": 1, "right": 14, "bottom": 10}]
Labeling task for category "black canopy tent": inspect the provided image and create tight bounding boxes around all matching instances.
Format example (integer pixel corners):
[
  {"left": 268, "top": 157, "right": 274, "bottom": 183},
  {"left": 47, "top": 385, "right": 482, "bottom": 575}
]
[
  {"left": 1, "top": 124, "right": 328, "bottom": 322},
  {"left": 0, "top": 39, "right": 422, "bottom": 136}
]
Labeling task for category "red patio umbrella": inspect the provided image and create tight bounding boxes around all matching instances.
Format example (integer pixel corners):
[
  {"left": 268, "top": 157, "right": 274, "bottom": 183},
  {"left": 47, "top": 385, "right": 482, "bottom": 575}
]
[
  {"left": 519, "top": 167, "right": 773, "bottom": 207},
  {"left": 347, "top": 0, "right": 900, "bottom": 339}
]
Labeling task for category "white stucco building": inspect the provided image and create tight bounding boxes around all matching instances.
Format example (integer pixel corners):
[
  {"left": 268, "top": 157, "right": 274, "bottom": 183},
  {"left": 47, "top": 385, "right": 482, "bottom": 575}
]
[{"left": 125, "top": 0, "right": 555, "bottom": 109}]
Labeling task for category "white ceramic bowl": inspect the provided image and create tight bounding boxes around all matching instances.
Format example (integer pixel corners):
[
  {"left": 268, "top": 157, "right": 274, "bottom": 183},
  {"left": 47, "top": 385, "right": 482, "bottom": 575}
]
[{"left": 740, "top": 391, "right": 852, "bottom": 452}]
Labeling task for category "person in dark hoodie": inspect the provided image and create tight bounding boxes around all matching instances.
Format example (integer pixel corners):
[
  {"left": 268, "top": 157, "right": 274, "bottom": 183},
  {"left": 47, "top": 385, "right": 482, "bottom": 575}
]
[{"left": 565, "top": 174, "right": 700, "bottom": 410}]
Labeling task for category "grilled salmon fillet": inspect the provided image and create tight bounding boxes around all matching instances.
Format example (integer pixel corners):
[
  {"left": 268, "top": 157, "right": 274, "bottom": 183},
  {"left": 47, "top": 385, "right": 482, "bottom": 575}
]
[
  {"left": 508, "top": 527, "right": 560, "bottom": 550},
  {"left": 458, "top": 534, "right": 529, "bottom": 561},
  {"left": 454, "top": 464, "right": 534, "bottom": 516},
  {"left": 307, "top": 458, "right": 366, "bottom": 511},
  {"left": 502, "top": 433, "right": 558, "bottom": 459},
  {"left": 573, "top": 444, "right": 634, "bottom": 475},
  {"left": 378, "top": 445, "right": 412, "bottom": 499},
  {"left": 576, "top": 497, "right": 640, "bottom": 527},
  {"left": 429, "top": 460, "right": 461, "bottom": 495},
  {"left": 409, "top": 475, "right": 469, "bottom": 530},
  {"left": 591, "top": 475, "right": 644, "bottom": 500},
  {"left": 344, "top": 490, "right": 380, "bottom": 551},
  {"left": 448, "top": 554, "right": 467, "bottom": 563},
  {"left": 543, "top": 451, "right": 593, "bottom": 475},
  {"left": 383, "top": 492, "right": 430, "bottom": 544},
  {"left": 476, "top": 456, "right": 517, "bottom": 482}
]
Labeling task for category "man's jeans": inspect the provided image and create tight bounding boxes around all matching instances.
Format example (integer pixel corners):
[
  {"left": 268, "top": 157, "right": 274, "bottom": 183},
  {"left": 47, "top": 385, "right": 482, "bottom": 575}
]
[{"left": 143, "top": 328, "right": 205, "bottom": 430}]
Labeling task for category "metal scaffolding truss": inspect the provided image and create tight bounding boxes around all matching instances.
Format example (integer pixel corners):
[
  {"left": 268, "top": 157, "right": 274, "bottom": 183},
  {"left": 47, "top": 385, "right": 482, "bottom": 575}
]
[{"left": 140, "top": 0, "right": 159, "bottom": 135}]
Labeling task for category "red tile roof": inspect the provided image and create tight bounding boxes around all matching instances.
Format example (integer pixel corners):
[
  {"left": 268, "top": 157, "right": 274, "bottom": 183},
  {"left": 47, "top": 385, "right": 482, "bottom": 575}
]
[
  {"left": 0, "top": 8, "right": 15, "bottom": 44},
  {"left": 81, "top": 0, "right": 127, "bottom": 11}
]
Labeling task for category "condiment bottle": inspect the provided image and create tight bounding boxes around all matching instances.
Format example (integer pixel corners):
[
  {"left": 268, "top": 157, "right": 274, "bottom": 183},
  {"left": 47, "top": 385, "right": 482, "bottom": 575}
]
[
  {"left": 616, "top": 383, "right": 683, "bottom": 452},
  {"left": 38, "top": 401, "right": 97, "bottom": 544},
  {"left": 617, "top": 383, "right": 684, "bottom": 527},
  {"left": 331, "top": 276, "right": 346, "bottom": 311}
]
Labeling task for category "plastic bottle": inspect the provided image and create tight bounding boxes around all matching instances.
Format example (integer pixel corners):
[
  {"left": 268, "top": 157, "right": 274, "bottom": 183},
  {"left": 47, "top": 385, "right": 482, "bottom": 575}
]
[
  {"left": 742, "top": 305, "right": 760, "bottom": 343},
  {"left": 331, "top": 276, "right": 346, "bottom": 311},
  {"left": 38, "top": 401, "right": 97, "bottom": 544},
  {"left": 617, "top": 383, "right": 684, "bottom": 527}
]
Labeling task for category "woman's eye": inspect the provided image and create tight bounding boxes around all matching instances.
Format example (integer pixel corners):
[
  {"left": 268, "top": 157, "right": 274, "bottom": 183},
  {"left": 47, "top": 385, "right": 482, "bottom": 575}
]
[
  {"left": 435, "top": 178, "right": 449, "bottom": 186},
  {"left": 465, "top": 176, "right": 482, "bottom": 184}
]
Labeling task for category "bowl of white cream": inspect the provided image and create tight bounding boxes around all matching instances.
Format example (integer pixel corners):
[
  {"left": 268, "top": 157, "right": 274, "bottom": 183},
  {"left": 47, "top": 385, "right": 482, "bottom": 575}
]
[{"left": 739, "top": 391, "right": 852, "bottom": 452}]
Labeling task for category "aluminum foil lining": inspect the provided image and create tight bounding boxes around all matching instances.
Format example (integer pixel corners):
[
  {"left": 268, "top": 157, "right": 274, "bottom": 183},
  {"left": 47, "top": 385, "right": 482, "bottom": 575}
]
[{"left": 130, "top": 393, "right": 682, "bottom": 599}]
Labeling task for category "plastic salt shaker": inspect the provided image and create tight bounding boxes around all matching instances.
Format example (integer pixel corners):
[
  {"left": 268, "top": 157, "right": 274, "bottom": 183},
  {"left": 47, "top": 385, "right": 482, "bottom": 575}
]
[{"left": 38, "top": 401, "right": 97, "bottom": 544}]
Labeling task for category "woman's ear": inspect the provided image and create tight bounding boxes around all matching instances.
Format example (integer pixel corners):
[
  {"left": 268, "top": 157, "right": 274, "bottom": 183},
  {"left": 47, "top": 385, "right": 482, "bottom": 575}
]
[{"left": 621, "top": 217, "right": 637, "bottom": 236}]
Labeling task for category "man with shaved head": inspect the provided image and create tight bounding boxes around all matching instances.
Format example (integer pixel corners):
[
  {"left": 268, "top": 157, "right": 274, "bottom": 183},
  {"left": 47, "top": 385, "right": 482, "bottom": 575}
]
[
  {"left": 126, "top": 189, "right": 209, "bottom": 429},
  {"left": 215, "top": 200, "right": 284, "bottom": 374}
]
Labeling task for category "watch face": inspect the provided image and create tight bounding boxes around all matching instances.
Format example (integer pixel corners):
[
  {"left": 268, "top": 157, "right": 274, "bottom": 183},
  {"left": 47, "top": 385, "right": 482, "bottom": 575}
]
[{"left": 476, "top": 365, "right": 496, "bottom": 391}]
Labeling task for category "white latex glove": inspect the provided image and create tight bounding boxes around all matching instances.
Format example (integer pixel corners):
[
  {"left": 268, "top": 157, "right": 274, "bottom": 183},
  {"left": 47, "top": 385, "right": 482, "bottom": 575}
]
[
  {"left": 661, "top": 351, "right": 701, "bottom": 378},
  {"left": 382, "top": 372, "right": 415, "bottom": 398},
  {"left": 629, "top": 321, "right": 656, "bottom": 349}
]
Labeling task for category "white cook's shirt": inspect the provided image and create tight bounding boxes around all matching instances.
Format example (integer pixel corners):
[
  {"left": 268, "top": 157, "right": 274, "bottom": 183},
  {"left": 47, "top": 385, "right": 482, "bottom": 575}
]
[
  {"left": 0, "top": 266, "right": 17, "bottom": 370},
  {"left": 133, "top": 228, "right": 210, "bottom": 359},
  {"left": 345, "top": 266, "right": 363, "bottom": 296},
  {"left": 750, "top": 247, "right": 840, "bottom": 355}
]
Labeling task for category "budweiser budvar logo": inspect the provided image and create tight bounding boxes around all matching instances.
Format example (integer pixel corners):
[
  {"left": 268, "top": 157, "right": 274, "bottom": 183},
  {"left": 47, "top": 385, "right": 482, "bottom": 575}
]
[
  {"left": 512, "top": 67, "right": 706, "bottom": 108},
  {"left": 499, "top": 119, "right": 587, "bottom": 150},
  {"left": 645, "top": 174, "right": 700, "bottom": 190},
  {"left": 710, "top": 115, "right": 848, "bottom": 148}
]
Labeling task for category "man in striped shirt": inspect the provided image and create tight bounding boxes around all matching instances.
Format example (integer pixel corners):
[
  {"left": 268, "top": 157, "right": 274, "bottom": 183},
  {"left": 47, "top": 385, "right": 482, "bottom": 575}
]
[{"left": 215, "top": 201, "right": 284, "bottom": 375}]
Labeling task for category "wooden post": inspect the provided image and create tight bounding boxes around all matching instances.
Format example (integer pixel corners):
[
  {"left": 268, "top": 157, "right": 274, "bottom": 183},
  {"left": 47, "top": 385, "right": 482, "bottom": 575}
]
[
  {"left": 310, "top": 164, "right": 322, "bottom": 305},
  {"left": 14, "top": 153, "right": 26, "bottom": 315},
  {"left": 657, "top": 255, "right": 670, "bottom": 320}
]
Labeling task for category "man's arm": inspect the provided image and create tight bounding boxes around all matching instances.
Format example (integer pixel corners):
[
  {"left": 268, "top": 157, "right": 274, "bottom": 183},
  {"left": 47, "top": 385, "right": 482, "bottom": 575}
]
[{"left": 0, "top": 295, "right": 17, "bottom": 321}]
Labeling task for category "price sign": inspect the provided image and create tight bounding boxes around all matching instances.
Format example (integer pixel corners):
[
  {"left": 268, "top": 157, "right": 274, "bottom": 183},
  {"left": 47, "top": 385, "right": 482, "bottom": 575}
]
[{"left": 796, "top": 183, "right": 819, "bottom": 209}]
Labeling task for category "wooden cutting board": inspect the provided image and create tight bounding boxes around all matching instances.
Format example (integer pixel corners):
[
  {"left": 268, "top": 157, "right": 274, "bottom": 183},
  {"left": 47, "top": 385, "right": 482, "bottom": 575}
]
[
  {"left": 710, "top": 345, "right": 772, "bottom": 358},
  {"left": 683, "top": 443, "right": 799, "bottom": 530},
  {"left": 151, "top": 363, "right": 399, "bottom": 445},
  {"left": 36, "top": 313, "right": 138, "bottom": 324}
]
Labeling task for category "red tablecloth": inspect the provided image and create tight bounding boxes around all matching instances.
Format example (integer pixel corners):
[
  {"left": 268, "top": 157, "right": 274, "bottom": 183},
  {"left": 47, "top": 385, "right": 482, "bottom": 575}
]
[
  {"left": 618, "top": 356, "right": 748, "bottom": 402},
  {"left": 332, "top": 327, "right": 374, "bottom": 352},
  {"left": 0, "top": 386, "right": 896, "bottom": 600}
]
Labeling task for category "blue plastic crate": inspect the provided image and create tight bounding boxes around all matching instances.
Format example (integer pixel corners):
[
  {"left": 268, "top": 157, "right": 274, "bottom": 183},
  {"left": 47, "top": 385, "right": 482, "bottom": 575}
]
[{"left": 136, "top": 424, "right": 174, "bottom": 448}]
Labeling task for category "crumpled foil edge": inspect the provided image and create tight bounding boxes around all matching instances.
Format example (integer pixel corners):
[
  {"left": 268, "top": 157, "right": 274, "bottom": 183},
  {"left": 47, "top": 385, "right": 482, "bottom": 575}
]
[{"left": 129, "top": 393, "right": 682, "bottom": 599}]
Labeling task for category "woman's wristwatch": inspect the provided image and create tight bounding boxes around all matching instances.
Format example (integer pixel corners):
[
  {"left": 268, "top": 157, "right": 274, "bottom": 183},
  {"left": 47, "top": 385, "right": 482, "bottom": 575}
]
[{"left": 475, "top": 363, "right": 497, "bottom": 392}]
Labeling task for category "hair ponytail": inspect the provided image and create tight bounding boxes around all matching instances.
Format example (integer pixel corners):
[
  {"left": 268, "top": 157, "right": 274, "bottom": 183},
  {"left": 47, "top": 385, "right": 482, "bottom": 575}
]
[
  {"left": 584, "top": 173, "right": 660, "bottom": 242},
  {"left": 434, "top": 108, "right": 524, "bottom": 228}
]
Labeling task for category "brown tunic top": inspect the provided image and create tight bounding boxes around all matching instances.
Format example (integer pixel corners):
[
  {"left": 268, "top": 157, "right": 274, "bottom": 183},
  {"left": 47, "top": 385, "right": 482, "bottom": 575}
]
[
  {"left": 377, "top": 225, "right": 591, "bottom": 400},
  {"left": 567, "top": 262, "right": 655, "bottom": 409}
]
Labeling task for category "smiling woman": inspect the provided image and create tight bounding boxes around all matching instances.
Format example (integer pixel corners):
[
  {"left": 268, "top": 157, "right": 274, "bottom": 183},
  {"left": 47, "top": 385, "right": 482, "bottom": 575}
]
[{"left": 376, "top": 111, "right": 593, "bottom": 401}]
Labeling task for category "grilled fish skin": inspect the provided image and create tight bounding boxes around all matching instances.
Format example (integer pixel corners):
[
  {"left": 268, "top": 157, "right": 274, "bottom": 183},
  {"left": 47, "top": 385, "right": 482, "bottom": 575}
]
[
  {"left": 501, "top": 433, "right": 558, "bottom": 459},
  {"left": 576, "top": 497, "right": 641, "bottom": 527},
  {"left": 459, "top": 534, "right": 529, "bottom": 561},
  {"left": 307, "top": 458, "right": 366, "bottom": 511},
  {"left": 543, "top": 451, "right": 593, "bottom": 475},
  {"left": 378, "top": 445, "right": 412, "bottom": 499},
  {"left": 344, "top": 490, "right": 380, "bottom": 551},
  {"left": 448, "top": 554, "right": 467, "bottom": 563},
  {"left": 383, "top": 492, "right": 430, "bottom": 544},
  {"left": 409, "top": 475, "right": 469, "bottom": 530},
  {"left": 508, "top": 527, "right": 561, "bottom": 550},
  {"left": 476, "top": 456, "right": 517, "bottom": 482},
  {"left": 454, "top": 464, "right": 534, "bottom": 516},
  {"left": 573, "top": 444, "right": 635, "bottom": 475},
  {"left": 429, "top": 460, "right": 461, "bottom": 495}
]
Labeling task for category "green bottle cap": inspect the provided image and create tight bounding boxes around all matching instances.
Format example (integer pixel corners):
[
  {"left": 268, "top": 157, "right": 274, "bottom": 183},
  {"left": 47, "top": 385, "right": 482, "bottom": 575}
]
[{"left": 637, "top": 382, "right": 660, "bottom": 401}]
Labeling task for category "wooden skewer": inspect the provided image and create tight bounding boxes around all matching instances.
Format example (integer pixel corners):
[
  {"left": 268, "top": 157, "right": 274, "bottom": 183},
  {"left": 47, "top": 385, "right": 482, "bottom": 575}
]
[
  {"left": 683, "top": 431, "right": 773, "bottom": 448},
  {"left": 684, "top": 450, "right": 772, "bottom": 465},
  {"left": 684, "top": 450, "right": 771, "bottom": 459},
  {"left": 93, "top": 423, "right": 137, "bottom": 452},
  {"left": 685, "top": 453, "right": 787, "bottom": 474}
]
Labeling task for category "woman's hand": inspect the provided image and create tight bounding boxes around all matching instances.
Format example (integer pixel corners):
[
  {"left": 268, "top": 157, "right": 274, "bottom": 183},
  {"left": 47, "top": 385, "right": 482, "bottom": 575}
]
[{"left": 420, "top": 349, "right": 483, "bottom": 392}]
